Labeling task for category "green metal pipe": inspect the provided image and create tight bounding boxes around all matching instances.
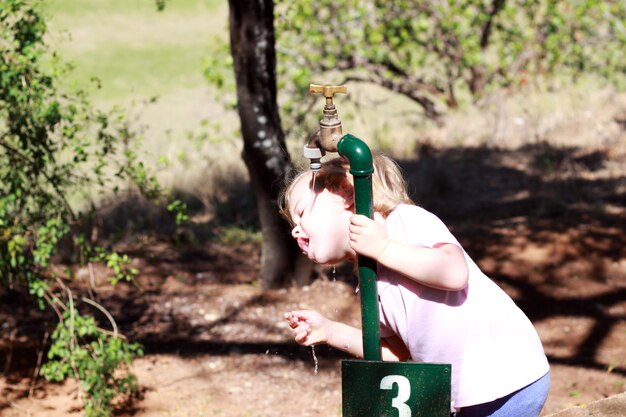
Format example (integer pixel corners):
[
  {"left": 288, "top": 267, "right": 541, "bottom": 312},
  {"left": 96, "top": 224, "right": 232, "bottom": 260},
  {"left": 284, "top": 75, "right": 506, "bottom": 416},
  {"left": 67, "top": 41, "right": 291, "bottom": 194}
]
[{"left": 337, "top": 134, "right": 381, "bottom": 361}]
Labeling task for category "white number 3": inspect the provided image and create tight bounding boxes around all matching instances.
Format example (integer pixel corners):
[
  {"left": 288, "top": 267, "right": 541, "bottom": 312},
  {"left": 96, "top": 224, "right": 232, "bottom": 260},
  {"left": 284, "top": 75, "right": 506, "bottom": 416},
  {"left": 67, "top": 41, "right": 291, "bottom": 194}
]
[{"left": 380, "top": 375, "right": 412, "bottom": 417}]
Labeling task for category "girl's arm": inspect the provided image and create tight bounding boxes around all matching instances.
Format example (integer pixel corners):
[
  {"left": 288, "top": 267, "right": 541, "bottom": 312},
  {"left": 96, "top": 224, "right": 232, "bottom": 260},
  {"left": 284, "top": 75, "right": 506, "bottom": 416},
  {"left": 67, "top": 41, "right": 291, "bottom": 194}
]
[
  {"left": 284, "top": 310, "right": 405, "bottom": 361},
  {"left": 349, "top": 214, "right": 469, "bottom": 291}
]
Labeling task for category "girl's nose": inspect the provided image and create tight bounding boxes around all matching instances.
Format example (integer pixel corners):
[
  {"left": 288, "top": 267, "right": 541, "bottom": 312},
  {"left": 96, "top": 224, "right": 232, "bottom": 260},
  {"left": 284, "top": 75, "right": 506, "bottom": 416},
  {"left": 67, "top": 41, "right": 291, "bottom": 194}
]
[{"left": 291, "top": 225, "right": 302, "bottom": 238}]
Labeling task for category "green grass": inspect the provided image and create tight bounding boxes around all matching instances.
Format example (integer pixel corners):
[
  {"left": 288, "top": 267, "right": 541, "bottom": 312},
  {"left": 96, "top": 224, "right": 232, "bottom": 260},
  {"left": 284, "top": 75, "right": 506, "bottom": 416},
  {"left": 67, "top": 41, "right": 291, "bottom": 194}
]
[
  {"left": 45, "top": 0, "right": 176, "bottom": 15},
  {"left": 44, "top": 0, "right": 226, "bottom": 101},
  {"left": 60, "top": 43, "right": 208, "bottom": 99},
  {"left": 41, "top": 0, "right": 244, "bottom": 201}
]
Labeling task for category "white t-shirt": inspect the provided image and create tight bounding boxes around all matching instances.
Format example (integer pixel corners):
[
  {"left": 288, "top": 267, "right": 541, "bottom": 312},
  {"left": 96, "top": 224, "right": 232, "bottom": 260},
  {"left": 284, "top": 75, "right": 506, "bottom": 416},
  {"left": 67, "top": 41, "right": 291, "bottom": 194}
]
[{"left": 377, "top": 205, "right": 549, "bottom": 410}]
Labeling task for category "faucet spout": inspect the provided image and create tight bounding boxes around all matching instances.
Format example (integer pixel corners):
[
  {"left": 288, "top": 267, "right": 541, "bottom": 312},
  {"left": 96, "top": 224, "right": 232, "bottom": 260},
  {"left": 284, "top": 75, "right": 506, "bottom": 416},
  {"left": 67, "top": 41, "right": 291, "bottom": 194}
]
[{"left": 304, "top": 130, "right": 324, "bottom": 171}]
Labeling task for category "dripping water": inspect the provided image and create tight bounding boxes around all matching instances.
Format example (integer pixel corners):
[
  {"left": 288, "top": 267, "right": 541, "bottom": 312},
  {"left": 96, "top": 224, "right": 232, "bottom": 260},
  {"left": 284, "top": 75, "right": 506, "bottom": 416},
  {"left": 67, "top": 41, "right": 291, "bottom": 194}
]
[
  {"left": 311, "top": 345, "right": 318, "bottom": 375},
  {"left": 310, "top": 171, "right": 320, "bottom": 375},
  {"left": 311, "top": 170, "right": 317, "bottom": 193}
]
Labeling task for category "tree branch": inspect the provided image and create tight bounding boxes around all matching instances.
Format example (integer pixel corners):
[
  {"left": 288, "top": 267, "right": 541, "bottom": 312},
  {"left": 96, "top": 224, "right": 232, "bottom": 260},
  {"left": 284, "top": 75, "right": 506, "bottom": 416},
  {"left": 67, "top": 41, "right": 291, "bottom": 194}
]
[
  {"left": 82, "top": 296, "right": 119, "bottom": 339},
  {"left": 480, "top": 0, "right": 507, "bottom": 49},
  {"left": 342, "top": 67, "right": 442, "bottom": 120}
]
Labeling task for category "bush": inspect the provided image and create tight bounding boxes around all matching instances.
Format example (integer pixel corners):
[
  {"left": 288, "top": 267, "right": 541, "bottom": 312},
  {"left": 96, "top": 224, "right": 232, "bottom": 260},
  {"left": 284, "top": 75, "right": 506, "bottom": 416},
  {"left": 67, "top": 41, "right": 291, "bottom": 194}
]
[{"left": 0, "top": 1, "right": 181, "bottom": 415}]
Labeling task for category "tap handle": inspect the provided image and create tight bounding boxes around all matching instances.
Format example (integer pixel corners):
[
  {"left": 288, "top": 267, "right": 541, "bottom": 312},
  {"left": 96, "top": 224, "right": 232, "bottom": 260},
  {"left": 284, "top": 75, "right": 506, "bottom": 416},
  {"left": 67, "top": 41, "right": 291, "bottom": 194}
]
[{"left": 309, "top": 84, "right": 347, "bottom": 105}]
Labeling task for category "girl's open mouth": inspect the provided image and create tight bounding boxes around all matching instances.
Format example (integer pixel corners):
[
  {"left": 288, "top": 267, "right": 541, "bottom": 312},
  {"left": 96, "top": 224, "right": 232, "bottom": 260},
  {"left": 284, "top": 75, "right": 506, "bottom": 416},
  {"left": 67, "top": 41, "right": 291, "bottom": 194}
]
[{"left": 297, "top": 238, "right": 309, "bottom": 254}]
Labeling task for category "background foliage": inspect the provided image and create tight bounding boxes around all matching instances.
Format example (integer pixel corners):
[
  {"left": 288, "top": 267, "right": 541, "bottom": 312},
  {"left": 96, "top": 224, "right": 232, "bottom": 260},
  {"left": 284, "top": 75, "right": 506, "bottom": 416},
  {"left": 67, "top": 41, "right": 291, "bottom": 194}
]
[
  {"left": 273, "top": 0, "right": 625, "bottom": 120},
  {"left": 0, "top": 1, "right": 181, "bottom": 415}
]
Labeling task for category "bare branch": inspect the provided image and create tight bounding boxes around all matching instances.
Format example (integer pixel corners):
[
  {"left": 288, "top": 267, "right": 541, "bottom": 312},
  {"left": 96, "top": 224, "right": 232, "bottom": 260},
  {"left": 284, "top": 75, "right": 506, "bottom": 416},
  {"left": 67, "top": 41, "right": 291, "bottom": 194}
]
[{"left": 82, "top": 296, "right": 119, "bottom": 339}]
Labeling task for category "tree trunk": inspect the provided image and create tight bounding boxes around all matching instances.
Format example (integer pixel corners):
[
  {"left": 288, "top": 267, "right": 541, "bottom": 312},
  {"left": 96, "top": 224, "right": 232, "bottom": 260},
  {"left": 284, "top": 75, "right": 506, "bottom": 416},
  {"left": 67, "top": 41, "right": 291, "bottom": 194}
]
[{"left": 228, "top": 0, "right": 311, "bottom": 289}]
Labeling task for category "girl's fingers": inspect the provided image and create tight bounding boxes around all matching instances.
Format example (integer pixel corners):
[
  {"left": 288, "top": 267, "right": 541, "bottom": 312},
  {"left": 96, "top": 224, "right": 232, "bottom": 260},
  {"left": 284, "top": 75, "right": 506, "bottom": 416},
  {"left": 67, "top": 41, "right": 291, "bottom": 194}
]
[
  {"left": 295, "top": 326, "right": 312, "bottom": 342},
  {"left": 284, "top": 311, "right": 304, "bottom": 328},
  {"left": 350, "top": 214, "right": 368, "bottom": 225},
  {"left": 295, "top": 330, "right": 308, "bottom": 343},
  {"left": 291, "top": 322, "right": 309, "bottom": 336},
  {"left": 349, "top": 218, "right": 364, "bottom": 229},
  {"left": 284, "top": 312, "right": 294, "bottom": 324}
]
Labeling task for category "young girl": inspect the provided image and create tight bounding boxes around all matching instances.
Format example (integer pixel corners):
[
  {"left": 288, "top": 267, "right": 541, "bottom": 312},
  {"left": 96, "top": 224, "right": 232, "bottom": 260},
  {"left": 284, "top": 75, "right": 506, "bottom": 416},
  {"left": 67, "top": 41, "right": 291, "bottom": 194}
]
[{"left": 280, "top": 155, "right": 550, "bottom": 416}]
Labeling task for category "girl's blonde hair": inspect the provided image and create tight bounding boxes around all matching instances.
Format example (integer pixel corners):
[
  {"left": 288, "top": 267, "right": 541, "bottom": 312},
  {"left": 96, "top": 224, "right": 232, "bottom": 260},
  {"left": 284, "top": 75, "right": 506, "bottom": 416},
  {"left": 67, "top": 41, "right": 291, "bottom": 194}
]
[{"left": 279, "top": 154, "right": 414, "bottom": 223}]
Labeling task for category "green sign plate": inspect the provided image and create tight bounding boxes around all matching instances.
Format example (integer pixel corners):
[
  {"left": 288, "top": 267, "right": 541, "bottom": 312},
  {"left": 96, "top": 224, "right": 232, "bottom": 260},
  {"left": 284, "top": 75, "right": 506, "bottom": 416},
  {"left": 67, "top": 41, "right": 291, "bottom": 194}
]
[{"left": 342, "top": 360, "right": 451, "bottom": 417}]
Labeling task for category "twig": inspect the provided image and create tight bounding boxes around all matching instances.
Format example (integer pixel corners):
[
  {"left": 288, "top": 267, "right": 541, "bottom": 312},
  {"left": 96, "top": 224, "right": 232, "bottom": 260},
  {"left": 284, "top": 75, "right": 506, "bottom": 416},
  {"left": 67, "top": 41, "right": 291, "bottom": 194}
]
[
  {"left": 81, "top": 297, "right": 118, "bottom": 338},
  {"left": 43, "top": 292, "right": 64, "bottom": 322},
  {"left": 95, "top": 326, "right": 126, "bottom": 340},
  {"left": 87, "top": 262, "right": 97, "bottom": 301},
  {"left": 65, "top": 286, "right": 83, "bottom": 404},
  {"left": 29, "top": 330, "right": 49, "bottom": 398},
  {"left": 3, "top": 328, "right": 17, "bottom": 376}
]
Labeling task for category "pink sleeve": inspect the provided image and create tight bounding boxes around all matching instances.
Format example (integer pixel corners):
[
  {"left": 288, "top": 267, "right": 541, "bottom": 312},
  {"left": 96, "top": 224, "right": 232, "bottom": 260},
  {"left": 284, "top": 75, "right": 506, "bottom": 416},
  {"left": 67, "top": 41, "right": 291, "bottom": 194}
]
[{"left": 388, "top": 205, "right": 461, "bottom": 249}]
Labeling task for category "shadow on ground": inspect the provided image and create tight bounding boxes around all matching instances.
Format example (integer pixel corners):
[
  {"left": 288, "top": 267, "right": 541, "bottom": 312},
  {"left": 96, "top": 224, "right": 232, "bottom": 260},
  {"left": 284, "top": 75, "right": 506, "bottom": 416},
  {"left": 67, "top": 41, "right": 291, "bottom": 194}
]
[{"left": 1, "top": 140, "right": 625, "bottom": 414}]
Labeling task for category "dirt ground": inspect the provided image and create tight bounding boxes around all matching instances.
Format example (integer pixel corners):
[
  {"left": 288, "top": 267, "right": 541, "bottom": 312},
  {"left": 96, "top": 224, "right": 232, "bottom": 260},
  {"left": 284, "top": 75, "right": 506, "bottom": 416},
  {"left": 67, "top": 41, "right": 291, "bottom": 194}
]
[{"left": 1, "top": 109, "right": 626, "bottom": 416}]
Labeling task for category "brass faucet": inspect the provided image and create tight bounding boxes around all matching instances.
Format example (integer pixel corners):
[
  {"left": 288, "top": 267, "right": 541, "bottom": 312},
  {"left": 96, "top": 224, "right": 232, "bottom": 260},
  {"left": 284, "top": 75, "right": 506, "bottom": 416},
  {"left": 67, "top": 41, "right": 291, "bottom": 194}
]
[{"left": 304, "top": 84, "right": 347, "bottom": 171}]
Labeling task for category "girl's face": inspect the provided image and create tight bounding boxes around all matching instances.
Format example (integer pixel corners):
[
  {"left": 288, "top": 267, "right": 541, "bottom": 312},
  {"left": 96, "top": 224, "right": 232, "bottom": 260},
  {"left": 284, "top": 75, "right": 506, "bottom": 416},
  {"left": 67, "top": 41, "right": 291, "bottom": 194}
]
[{"left": 288, "top": 174, "right": 355, "bottom": 264}]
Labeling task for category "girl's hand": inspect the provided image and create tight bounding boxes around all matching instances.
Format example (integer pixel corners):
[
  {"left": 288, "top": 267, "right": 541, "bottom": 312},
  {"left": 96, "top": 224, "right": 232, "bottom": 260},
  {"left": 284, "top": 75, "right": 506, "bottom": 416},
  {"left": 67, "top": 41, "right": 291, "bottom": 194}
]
[
  {"left": 284, "top": 310, "right": 331, "bottom": 346},
  {"left": 349, "top": 213, "right": 391, "bottom": 260}
]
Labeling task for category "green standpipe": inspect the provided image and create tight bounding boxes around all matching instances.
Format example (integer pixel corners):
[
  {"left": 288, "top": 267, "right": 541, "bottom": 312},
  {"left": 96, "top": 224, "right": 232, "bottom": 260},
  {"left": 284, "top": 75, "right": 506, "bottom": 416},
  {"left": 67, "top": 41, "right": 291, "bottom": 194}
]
[
  {"left": 337, "top": 134, "right": 381, "bottom": 361},
  {"left": 337, "top": 133, "right": 452, "bottom": 417}
]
